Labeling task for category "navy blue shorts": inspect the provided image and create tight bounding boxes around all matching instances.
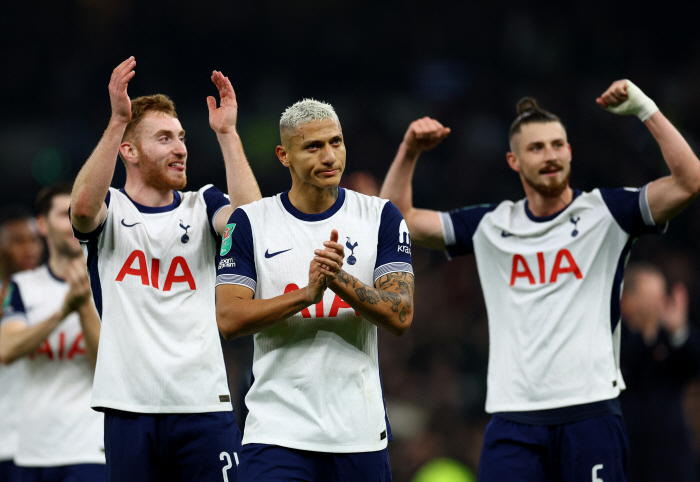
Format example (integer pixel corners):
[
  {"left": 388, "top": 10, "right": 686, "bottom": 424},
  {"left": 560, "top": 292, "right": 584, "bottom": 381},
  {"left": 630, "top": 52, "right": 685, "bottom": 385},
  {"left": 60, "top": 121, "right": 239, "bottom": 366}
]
[
  {"left": 0, "top": 460, "right": 20, "bottom": 482},
  {"left": 104, "top": 409, "right": 242, "bottom": 482},
  {"left": 238, "top": 444, "right": 392, "bottom": 482},
  {"left": 479, "top": 415, "right": 628, "bottom": 482},
  {"left": 15, "top": 464, "right": 105, "bottom": 482}
]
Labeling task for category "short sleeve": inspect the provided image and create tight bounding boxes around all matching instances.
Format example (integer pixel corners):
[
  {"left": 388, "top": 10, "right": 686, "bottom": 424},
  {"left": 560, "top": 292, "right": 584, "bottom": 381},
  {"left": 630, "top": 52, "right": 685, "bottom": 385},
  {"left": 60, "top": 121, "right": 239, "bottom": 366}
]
[
  {"left": 599, "top": 184, "right": 666, "bottom": 237},
  {"left": 439, "top": 203, "right": 498, "bottom": 257},
  {"left": 1, "top": 281, "right": 28, "bottom": 325},
  {"left": 215, "top": 208, "right": 257, "bottom": 293},
  {"left": 71, "top": 191, "right": 111, "bottom": 243},
  {"left": 202, "top": 185, "right": 230, "bottom": 234},
  {"left": 373, "top": 202, "right": 413, "bottom": 284}
]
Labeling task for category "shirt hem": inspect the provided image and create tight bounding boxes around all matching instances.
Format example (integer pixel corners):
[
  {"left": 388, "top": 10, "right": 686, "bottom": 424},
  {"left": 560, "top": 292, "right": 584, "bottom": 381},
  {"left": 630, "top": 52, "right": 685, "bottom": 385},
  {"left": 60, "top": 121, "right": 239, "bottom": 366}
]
[
  {"left": 91, "top": 399, "right": 232, "bottom": 414},
  {"left": 242, "top": 436, "right": 388, "bottom": 454},
  {"left": 485, "top": 391, "right": 621, "bottom": 413}
]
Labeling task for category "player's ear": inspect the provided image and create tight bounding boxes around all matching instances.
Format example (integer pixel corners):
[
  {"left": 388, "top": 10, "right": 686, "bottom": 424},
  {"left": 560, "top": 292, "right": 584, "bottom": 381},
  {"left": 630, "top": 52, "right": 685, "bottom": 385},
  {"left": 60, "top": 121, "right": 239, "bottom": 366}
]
[
  {"left": 36, "top": 215, "right": 49, "bottom": 238},
  {"left": 120, "top": 142, "right": 139, "bottom": 166},
  {"left": 506, "top": 151, "right": 520, "bottom": 173},
  {"left": 276, "top": 145, "right": 290, "bottom": 167}
]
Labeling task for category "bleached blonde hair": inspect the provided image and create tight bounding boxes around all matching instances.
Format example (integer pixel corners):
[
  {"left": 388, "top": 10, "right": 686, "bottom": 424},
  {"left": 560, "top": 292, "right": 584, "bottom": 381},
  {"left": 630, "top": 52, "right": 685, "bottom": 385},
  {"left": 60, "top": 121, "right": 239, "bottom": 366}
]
[{"left": 279, "top": 98, "right": 340, "bottom": 139}]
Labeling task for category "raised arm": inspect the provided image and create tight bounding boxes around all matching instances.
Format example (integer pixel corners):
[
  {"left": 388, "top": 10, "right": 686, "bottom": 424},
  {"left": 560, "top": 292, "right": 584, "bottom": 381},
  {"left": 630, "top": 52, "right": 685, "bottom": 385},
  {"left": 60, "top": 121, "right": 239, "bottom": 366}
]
[
  {"left": 596, "top": 80, "right": 700, "bottom": 224},
  {"left": 207, "top": 71, "right": 262, "bottom": 235},
  {"left": 71, "top": 57, "right": 136, "bottom": 234},
  {"left": 380, "top": 117, "right": 451, "bottom": 250}
]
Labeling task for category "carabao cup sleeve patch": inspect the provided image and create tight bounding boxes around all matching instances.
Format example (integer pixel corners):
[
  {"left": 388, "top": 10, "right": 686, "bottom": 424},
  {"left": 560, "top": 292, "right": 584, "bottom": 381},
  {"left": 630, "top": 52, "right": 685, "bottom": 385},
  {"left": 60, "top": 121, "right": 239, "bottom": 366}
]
[{"left": 220, "top": 223, "right": 236, "bottom": 256}]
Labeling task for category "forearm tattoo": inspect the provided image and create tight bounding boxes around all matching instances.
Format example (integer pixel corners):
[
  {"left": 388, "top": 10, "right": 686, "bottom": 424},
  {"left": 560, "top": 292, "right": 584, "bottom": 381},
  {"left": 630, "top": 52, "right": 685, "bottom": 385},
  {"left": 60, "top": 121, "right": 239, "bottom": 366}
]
[{"left": 338, "top": 270, "right": 415, "bottom": 323}]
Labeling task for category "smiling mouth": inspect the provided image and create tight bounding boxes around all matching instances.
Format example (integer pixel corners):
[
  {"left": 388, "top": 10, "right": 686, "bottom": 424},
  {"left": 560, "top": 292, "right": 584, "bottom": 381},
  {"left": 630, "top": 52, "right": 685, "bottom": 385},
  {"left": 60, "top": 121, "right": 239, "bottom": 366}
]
[
  {"left": 540, "top": 166, "right": 562, "bottom": 175},
  {"left": 168, "top": 162, "right": 186, "bottom": 172}
]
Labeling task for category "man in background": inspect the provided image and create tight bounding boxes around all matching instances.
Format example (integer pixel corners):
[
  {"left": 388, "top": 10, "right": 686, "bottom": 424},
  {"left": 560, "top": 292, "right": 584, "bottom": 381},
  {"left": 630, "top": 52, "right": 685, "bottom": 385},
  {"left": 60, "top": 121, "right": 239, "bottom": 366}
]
[
  {"left": 1, "top": 184, "right": 103, "bottom": 482},
  {"left": 620, "top": 262, "right": 700, "bottom": 482},
  {"left": 0, "top": 205, "right": 42, "bottom": 482}
]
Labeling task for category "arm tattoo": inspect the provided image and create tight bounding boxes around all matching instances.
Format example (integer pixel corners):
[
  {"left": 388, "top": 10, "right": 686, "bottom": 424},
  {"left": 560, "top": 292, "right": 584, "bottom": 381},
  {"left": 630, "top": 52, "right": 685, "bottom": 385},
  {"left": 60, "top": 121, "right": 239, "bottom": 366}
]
[
  {"left": 378, "top": 289, "right": 402, "bottom": 313},
  {"left": 355, "top": 285, "right": 380, "bottom": 305}
]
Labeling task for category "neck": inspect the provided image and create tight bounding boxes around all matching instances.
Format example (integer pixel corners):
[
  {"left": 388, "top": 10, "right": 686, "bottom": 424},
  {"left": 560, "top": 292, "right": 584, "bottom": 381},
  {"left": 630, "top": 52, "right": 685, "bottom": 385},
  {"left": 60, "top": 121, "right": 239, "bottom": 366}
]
[
  {"left": 47, "top": 246, "right": 78, "bottom": 280},
  {"left": 524, "top": 185, "right": 574, "bottom": 218},
  {"left": 288, "top": 182, "right": 339, "bottom": 214},
  {"left": 123, "top": 177, "right": 174, "bottom": 208}
]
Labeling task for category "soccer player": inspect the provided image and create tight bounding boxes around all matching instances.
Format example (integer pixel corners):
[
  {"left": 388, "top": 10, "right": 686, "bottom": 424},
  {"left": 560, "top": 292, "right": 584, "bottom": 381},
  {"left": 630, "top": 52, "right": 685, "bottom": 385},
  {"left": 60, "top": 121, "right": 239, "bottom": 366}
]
[
  {"left": 380, "top": 80, "right": 700, "bottom": 481},
  {"left": 1, "top": 184, "right": 103, "bottom": 481},
  {"left": 69, "top": 57, "right": 261, "bottom": 481},
  {"left": 215, "top": 99, "right": 415, "bottom": 482},
  {"left": 0, "top": 205, "right": 42, "bottom": 482}
]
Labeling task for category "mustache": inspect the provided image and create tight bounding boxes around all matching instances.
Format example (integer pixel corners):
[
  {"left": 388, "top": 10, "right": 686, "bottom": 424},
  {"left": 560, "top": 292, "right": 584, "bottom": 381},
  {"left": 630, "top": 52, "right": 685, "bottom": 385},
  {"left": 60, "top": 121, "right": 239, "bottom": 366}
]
[{"left": 539, "top": 161, "right": 564, "bottom": 174}]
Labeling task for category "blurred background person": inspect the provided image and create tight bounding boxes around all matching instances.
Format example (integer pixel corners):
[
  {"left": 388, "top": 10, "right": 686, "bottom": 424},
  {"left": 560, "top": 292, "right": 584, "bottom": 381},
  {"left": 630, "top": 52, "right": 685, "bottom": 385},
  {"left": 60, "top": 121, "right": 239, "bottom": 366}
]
[
  {"left": 0, "top": 184, "right": 103, "bottom": 482},
  {"left": 0, "top": 205, "right": 42, "bottom": 482},
  {"left": 620, "top": 262, "right": 700, "bottom": 482}
]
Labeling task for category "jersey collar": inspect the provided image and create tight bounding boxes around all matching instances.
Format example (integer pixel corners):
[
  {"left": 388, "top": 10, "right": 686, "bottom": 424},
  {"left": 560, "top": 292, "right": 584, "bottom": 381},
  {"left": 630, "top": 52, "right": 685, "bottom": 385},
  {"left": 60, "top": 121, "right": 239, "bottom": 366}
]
[
  {"left": 281, "top": 188, "right": 346, "bottom": 221},
  {"left": 119, "top": 188, "right": 182, "bottom": 213},
  {"left": 524, "top": 189, "right": 582, "bottom": 223}
]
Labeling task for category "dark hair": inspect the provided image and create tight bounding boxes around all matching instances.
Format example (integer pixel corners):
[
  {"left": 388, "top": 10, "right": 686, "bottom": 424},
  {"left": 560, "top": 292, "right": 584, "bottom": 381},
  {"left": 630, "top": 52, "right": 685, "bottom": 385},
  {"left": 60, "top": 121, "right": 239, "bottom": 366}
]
[
  {"left": 508, "top": 97, "right": 563, "bottom": 140},
  {"left": 0, "top": 204, "right": 34, "bottom": 229},
  {"left": 35, "top": 183, "right": 73, "bottom": 217}
]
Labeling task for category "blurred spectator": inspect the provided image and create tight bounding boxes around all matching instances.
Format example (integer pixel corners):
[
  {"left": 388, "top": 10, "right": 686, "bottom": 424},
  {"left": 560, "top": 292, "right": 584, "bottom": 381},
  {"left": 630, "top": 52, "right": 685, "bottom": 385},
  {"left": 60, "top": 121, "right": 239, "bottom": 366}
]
[
  {"left": 0, "top": 204, "right": 42, "bottom": 481},
  {"left": 620, "top": 262, "right": 700, "bottom": 482},
  {"left": 342, "top": 170, "right": 381, "bottom": 197}
]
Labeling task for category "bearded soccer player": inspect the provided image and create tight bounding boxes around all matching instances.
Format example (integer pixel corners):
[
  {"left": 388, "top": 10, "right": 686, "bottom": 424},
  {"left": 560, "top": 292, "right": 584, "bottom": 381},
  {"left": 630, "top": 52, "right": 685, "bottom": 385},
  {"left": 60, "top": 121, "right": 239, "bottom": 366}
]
[
  {"left": 70, "top": 57, "right": 261, "bottom": 481},
  {"left": 0, "top": 205, "right": 42, "bottom": 482},
  {"left": 215, "top": 99, "right": 414, "bottom": 482},
  {"left": 380, "top": 80, "right": 700, "bottom": 481},
  {"left": 1, "top": 185, "right": 103, "bottom": 482}
]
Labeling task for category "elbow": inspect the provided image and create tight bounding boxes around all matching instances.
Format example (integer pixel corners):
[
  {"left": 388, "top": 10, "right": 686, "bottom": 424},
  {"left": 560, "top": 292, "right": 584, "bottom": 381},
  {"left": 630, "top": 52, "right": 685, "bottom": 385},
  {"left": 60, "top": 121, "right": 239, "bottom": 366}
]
[
  {"left": 389, "top": 310, "right": 413, "bottom": 337},
  {"left": 0, "top": 348, "right": 19, "bottom": 366},
  {"left": 216, "top": 307, "right": 244, "bottom": 341}
]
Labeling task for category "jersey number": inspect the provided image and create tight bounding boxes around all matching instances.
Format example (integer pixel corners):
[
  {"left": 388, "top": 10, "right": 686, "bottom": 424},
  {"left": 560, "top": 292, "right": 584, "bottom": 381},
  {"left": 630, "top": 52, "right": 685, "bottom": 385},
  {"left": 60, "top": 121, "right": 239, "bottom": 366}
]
[
  {"left": 592, "top": 463, "right": 604, "bottom": 482},
  {"left": 220, "top": 451, "right": 239, "bottom": 482}
]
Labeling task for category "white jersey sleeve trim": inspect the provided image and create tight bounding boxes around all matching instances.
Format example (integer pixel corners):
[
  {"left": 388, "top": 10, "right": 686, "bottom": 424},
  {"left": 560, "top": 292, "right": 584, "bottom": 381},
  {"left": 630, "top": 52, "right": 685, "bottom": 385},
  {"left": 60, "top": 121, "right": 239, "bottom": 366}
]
[
  {"left": 373, "top": 262, "right": 414, "bottom": 283},
  {"left": 211, "top": 205, "right": 226, "bottom": 233},
  {"left": 639, "top": 183, "right": 669, "bottom": 232},
  {"left": 439, "top": 211, "right": 456, "bottom": 246},
  {"left": 216, "top": 274, "right": 256, "bottom": 292},
  {"left": 0, "top": 314, "right": 28, "bottom": 326}
]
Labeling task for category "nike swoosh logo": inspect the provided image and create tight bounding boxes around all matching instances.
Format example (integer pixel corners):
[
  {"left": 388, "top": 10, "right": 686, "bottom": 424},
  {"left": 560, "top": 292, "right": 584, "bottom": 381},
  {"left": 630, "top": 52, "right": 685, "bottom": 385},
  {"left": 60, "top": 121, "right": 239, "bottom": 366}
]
[
  {"left": 501, "top": 231, "right": 513, "bottom": 237},
  {"left": 265, "top": 248, "right": 293, "bottom": 258},
  {"left": 121, "top": 219, "right": 141, "bottom": 228}
]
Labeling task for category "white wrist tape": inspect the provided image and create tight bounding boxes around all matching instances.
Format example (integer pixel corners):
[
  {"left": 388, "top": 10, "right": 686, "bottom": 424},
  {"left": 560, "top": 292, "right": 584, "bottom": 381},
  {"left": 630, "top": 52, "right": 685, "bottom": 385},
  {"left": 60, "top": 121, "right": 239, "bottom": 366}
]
[{"left": 605, "top": 80, "right": 659, "bottom": 122}]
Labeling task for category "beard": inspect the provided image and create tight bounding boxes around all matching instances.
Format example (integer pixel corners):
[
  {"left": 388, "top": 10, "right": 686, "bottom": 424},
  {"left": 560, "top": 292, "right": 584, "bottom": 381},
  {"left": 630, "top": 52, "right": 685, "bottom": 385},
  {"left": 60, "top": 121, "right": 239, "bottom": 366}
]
[
  {"left": 140, "top": 151, "right": 187, "bottom": 192},
  {"left": 522, "top": 164, "right": 571, "bottom": 198}
]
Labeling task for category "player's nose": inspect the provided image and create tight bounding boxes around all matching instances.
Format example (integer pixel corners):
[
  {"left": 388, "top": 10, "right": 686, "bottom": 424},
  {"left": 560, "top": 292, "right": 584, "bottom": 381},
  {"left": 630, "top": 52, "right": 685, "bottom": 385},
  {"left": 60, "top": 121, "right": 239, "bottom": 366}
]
[
  {"left": 320, "top": 144, "right": 337, "bottom": 164},
  {"left": 173, "top": 138, "right": 188, "bottom": 156}
]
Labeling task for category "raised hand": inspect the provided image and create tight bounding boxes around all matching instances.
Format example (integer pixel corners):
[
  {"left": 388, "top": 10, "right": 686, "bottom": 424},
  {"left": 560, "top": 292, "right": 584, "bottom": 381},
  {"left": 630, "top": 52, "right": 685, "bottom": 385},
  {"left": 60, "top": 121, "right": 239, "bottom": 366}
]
[
  {"left": 403, "top": 117, "right": 451, "bottom": 154},
  {"left": 207, "top": 71, "right": 238, "bottom": 135},
  {"left": 662, "top": 281, "right": 689, "bottom": 335},
  {"left": 109, "top": 57, "right": 136, "bottom": 125},
  {"left": 316, "top": 229, "right": 345, "bottom": 285},
  {"left": 595, "top": 79, "right": 658, "bottom": 122},
  {"left": 60, "top": 258, "right": 92, "bottom": 318}
]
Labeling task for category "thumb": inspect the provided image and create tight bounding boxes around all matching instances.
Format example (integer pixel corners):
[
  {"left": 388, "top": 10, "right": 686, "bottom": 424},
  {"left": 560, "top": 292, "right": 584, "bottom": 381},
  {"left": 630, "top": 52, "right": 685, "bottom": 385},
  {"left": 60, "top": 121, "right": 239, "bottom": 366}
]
[
  {"left": 330, "top": 229, "right": 338, "bottom": 243},
  {"left": 595, "top": 97, "right": 608, "bottom": 109},
  {"left": 206, "top": 96, "right": 217, "bottom": 113}
]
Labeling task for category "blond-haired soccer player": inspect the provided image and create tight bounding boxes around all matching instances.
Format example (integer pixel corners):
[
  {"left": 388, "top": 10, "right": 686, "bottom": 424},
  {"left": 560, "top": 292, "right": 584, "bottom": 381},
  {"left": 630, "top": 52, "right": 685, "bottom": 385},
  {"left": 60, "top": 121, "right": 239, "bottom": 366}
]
[
  {"left": 381, "top": 80, "right": 700, "bottom": 481},
  {"left": 215, "top": 99, "right": 414, "bottom": 481},
  {"left": 70, "top": 57, "right": 261, "bottom": 481}
]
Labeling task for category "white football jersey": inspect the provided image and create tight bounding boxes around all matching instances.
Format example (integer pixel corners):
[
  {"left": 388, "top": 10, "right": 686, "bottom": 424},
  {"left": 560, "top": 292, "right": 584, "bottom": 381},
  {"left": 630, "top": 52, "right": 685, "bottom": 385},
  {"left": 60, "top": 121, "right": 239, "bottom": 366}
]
[
  {"left": 1, "top": 266, "right": 105, "bottom": 466},
  {"left": 440, "top": 186, "right": 662, "bottom": 419},
  {"left": 72, "top": 186, "right": 232, "bottom": 413},
  {"left": 216, "top": 189, "right": 413, "bottom": 453}
]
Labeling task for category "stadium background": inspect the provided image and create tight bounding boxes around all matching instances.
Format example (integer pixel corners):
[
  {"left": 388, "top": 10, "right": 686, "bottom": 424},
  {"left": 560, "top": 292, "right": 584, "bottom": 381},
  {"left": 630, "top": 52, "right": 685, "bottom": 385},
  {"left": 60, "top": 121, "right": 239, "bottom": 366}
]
[{"left": 2, "top": 1, "right": 700, "bottom": 479}]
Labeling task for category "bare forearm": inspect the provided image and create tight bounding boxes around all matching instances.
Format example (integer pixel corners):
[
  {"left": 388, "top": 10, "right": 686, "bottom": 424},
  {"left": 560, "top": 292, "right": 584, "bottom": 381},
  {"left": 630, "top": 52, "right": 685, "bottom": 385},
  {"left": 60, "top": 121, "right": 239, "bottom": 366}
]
[
  {"left": 0, "top": 315, "right": 61, "bottom": 364},
  {"left": 380, "top": 141, "right": 420, "bottom": 213},
  {"left": 77, "top": 302, "right": 100, "bottom": 367},
  {"left": 216, "top": 288, "right": 312, "bottom": 340},
  {"left": 217, "top": 132, "right": 262, "bottom": 209},
  {"left": 72, "top": 119, "right": 126, "bottom": 228},
  {"left": 331, "top": 270, "right": 413, "bottom": 336},
  {"left": 646, "top": 112, "right": 700, "bottom": 194}
]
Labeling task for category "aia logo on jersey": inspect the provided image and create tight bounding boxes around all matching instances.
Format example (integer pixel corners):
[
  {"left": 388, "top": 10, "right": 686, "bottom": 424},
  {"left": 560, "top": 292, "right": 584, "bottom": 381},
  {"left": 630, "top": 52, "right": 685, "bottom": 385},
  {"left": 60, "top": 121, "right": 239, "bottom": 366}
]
[
  {"left": 346, "top": 238, "right": 358, "bottom": 265},
  {"left": 31, "top": 332, "right": 86, "bottom": 361},
  {"left": 510, "top": 249, "right": 583, "bottom": 286},
  {"left": 398, "top": 219, "right": 411, "bottom": 254},
  {"left": 116, "top": 250, "right": 196, "bottom": 291},
  {"left": 285, "top": 284, "right": 359, "bottom": 318}
]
